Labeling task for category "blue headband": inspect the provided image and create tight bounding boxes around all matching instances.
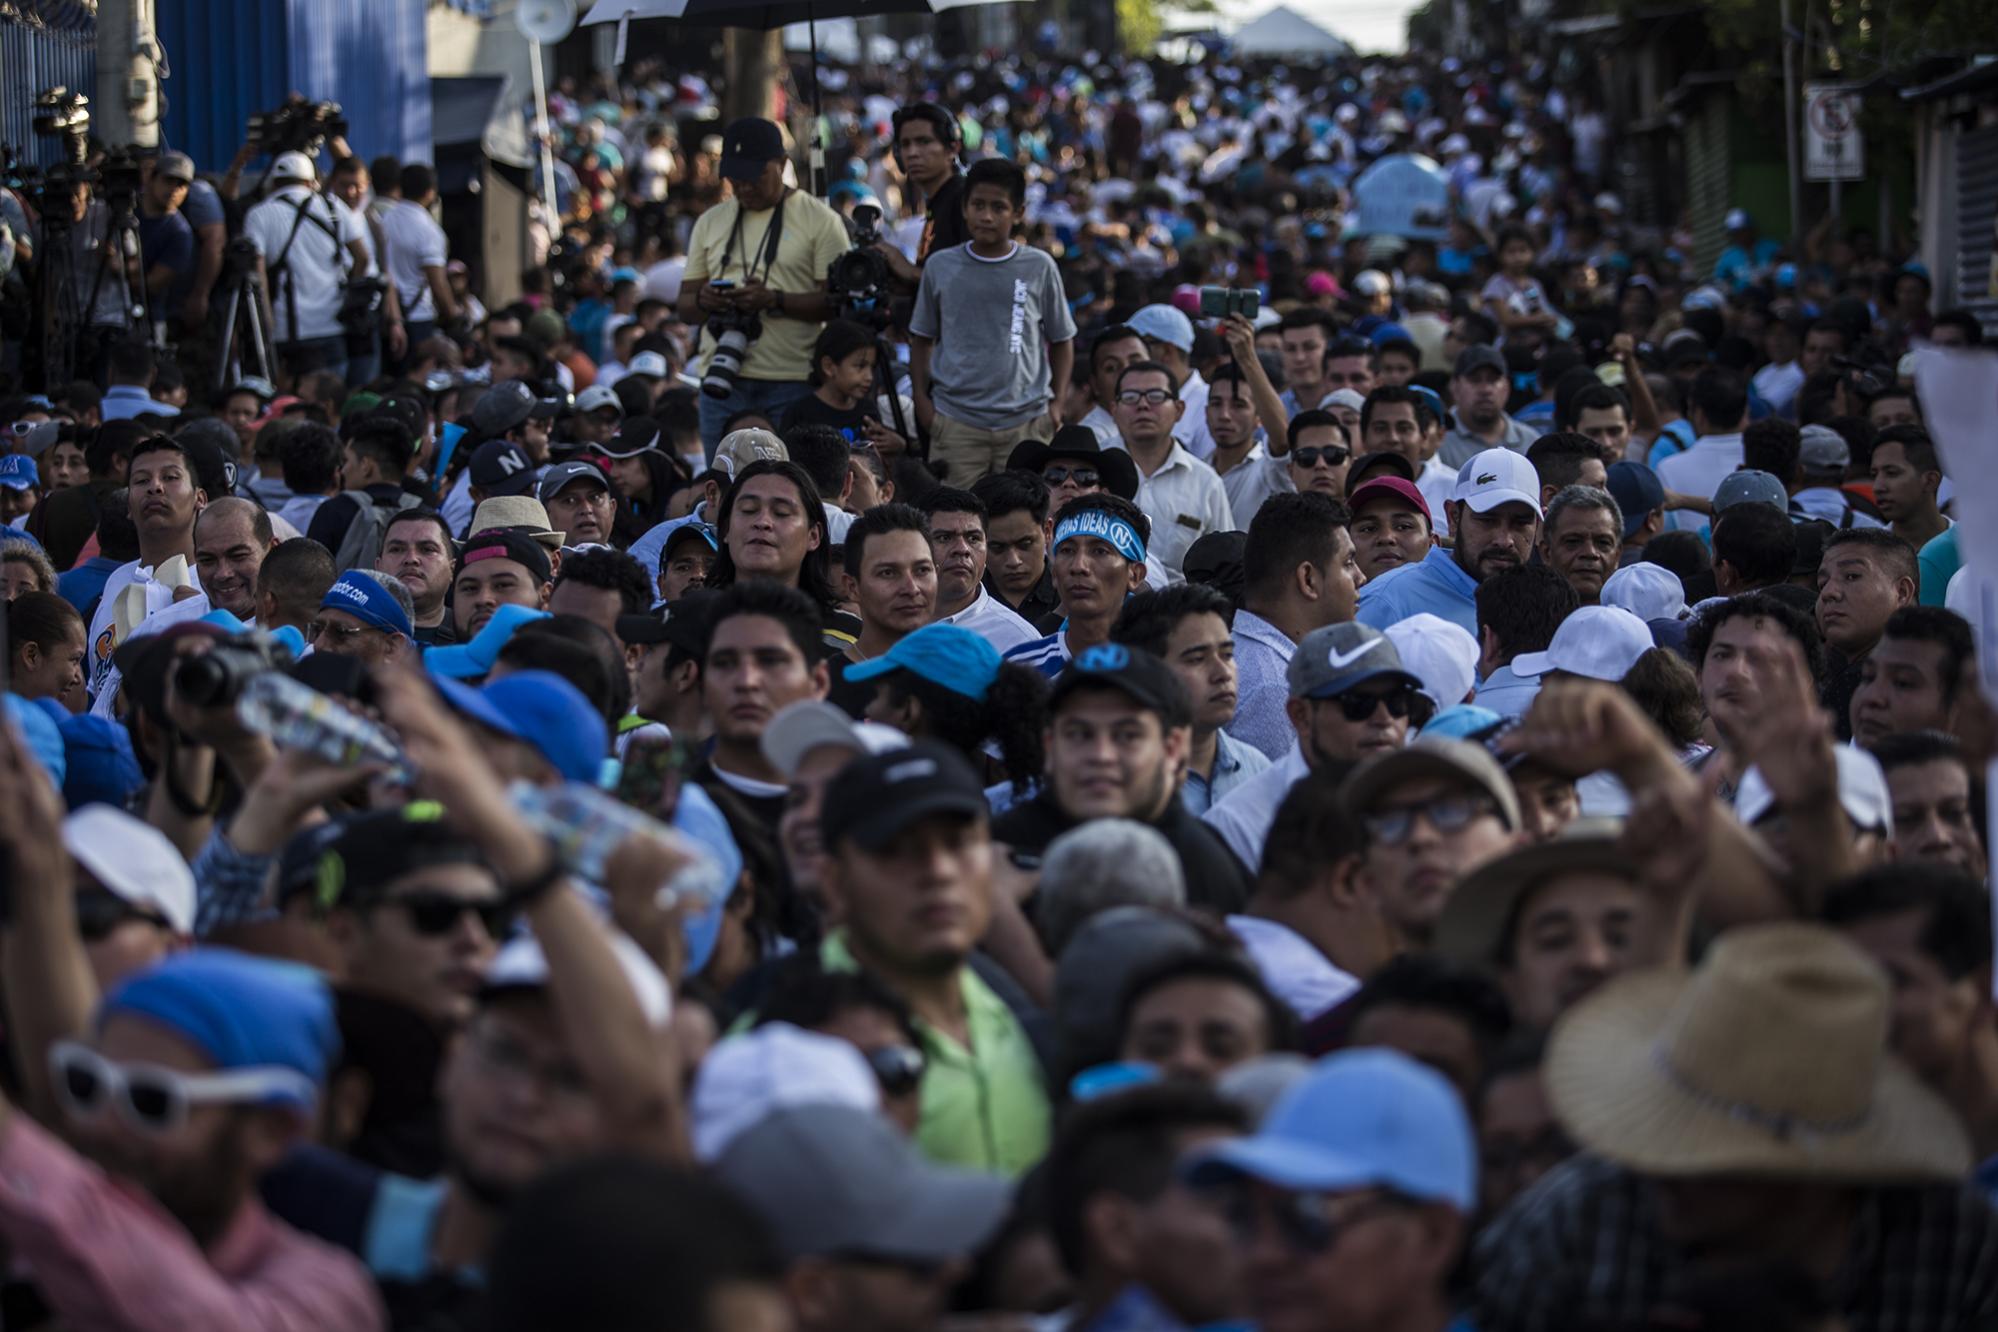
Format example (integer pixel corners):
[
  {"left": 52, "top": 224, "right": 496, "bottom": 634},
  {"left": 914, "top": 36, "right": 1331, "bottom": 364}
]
[
  {"left": 1054, "top": 509, "right": 1146, "bottom": 564},
  {"left": 320, "top": 572, "right": 413, "bottom": 639}
]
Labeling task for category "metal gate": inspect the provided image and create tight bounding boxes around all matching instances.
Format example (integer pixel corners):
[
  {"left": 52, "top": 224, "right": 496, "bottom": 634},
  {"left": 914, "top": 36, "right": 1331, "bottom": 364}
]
[{"left": 1953, "top": 125, "right": 1998, "bottom": 336}]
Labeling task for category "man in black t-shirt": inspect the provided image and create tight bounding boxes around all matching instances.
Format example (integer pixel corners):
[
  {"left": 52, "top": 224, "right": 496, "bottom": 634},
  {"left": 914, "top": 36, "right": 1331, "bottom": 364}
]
[{"left": 877, "top": 102, "right": 967, "bottom": 285}]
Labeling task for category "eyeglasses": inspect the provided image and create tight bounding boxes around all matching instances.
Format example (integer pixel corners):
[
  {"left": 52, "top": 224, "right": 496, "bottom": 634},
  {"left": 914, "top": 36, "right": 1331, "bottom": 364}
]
[
  {"left": 470, "top": 1026, "right": 590, "bottom": 1100},
  {"left": 50, "top": 1040, "right": 316, "bottom": 1135},
  {"left": 307, "top": 619, "right": 377, "bottom": 646},
  {"left": 1327, "top": 684, "right": 1416, "bottom": 722},
  {"left": 865, "top": 1044, "right": 927, "bottom": 1098},
  {"left": 1292, "top": 446, "right": 1350, "bottom": 469},
  {"left": 1206, "top": 1182, "right": 1403, "bottom": 1255},
  {"left": 74, "top": 891, "right": 172, "bottom": 942},
  {"left": 1116, "top": 389, "right": 1176, "bottom": 407},
  {"left": 388, "top": 892, "right": 512, "bottom": 939},
  {"left": 1043, "top": 465, "right": 1099, "bottom": 487},
  {"left": 1364, "top": 793, "right": 1501, "bottom": 845}
]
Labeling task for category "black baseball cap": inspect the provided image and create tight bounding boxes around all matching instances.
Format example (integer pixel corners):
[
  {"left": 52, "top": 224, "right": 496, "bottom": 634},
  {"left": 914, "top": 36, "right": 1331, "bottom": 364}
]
[
  {"left": 460, "top": 526, "right": 554, "bottom": 584},
  {"left": 1453, "top": 345, "right": 1506, "bottom": 378},
  {"left": 470, "top": 439, "right": 537, "bottom": 497},
  {"left": 720, "top": 117, "right": 786, "bottom": 182},
  {"left": 617, "top": 588, "right": 718, "bottom": 655},
  {"left": 663, "top": 521, "right": 720, "bottom": 562},
  {"left": 1048, "top": 642, "right": 1191, "bottom": 727},
  {"left": 818, "top": 741, "right": 990, "bottom": 853},
  {"left": 1344, "top": 450, "right": 1418, "bottom": 494}
]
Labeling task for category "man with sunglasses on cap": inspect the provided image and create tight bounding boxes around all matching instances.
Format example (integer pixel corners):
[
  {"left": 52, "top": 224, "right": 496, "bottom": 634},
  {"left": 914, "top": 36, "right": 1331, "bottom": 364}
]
[
  {"left": 1359, "top": 447, "right": 1544, "bottom": 640},
  {"left": 816, "top": 740, "right": 1052, "bottom": 1173},
  {"left": 1207, "top": 622, "right": 1423, "bottom": 872},
  {"left": 1183, "top": 1048, "right": 1478, "bottom": 1332}
]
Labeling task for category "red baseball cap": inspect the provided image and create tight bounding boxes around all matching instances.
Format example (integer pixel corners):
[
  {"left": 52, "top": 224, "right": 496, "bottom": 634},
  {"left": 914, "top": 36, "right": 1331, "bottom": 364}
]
[{"left": 1348, "top": 476, "right": 1432, "bottom": 525}]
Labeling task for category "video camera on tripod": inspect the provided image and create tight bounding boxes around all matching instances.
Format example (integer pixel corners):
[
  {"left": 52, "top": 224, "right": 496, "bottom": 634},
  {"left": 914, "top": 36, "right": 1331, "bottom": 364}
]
[{"left": 828, "top": 203, "right": 894, "bottom": 329}]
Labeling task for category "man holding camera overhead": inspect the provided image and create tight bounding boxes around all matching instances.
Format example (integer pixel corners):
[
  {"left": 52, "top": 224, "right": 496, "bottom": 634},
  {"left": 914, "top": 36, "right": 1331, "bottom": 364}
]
[{"left": 676, "top": 118, "right": 849, "bottom": 456}]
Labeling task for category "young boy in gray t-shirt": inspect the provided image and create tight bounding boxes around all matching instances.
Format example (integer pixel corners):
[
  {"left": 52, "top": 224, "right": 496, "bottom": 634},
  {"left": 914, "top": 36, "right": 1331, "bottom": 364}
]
[{"left": 910, "top": 158, "right": 1077, "bottom": 487}]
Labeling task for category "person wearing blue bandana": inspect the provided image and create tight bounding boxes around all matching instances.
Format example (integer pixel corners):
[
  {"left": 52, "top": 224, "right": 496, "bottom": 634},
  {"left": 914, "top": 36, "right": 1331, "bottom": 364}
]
[
  {"left": 1004, "top": 494, "right": 1153, "bottom": 680},
  {"left": 311, "top": 569, "right": 414, "bottom": 667}
]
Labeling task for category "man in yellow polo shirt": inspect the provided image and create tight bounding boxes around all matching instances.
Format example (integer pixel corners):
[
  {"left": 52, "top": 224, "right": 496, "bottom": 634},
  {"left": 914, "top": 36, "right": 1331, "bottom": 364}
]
[{"left": 817, "top": 741, "right": 1051, "bottom": 1174}]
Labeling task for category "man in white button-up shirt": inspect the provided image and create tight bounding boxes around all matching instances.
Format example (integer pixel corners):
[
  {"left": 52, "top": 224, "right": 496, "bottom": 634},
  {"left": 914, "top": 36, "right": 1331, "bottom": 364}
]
[
  {"left": 921, "top": 487, "right": 1036, "bottom": 653},
  {"left": 1114, "top": 363, "right": 1233, "bottom": 582}
]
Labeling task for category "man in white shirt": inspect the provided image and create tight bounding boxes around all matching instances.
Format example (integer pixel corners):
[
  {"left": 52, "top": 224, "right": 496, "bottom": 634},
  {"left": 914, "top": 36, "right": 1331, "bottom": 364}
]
[
  {"left": 245, "top": 153, "right": 368, "bottom": 385},
  {"left": 1128, "top": 304, "right": 1216, "bottom": 461},
  {"left": 1077, "top": 323, "right": 1148, "bottom": 450},
  {"left": 377, "top": 163, "right": 459, "bottom": 349},
  {"left": 1114, "top": 364, "right": 1233, "bottom": 582},
  {"left": 920, "top": 488, "right": 1037, "bottom": 653},
  {"left": 1656, "top": 367, "right": 1750, "bottom": 533}
]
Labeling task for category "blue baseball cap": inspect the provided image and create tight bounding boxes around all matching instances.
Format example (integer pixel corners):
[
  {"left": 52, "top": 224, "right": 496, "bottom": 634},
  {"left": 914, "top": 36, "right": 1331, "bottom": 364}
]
[
  {"left": 843, "top": 622, "right": 1002, "bottom": 701},
  {"left": 0, "top": 454, "right": 40, "bottom": 490},
  {"left": 1184, "top": 1049, "right": 1477, "bottom": 1212},
  {"left": 58, "top": 714, "right": 144, "bottom": 810},
  {"left": 1369, "top": 322, "right": 1413, "bottom": 347},
  {"left": 99, "top": 950, "right": 337, "bottom": 1109},
  {"left": 671, "top": 781, "right": 742, "bottom": 977},
  {"left": 424, "top": 603, "right": 551, "bottom": 681},
  {"left": 1128, "top": 303, "right": 1195, "bottom": 353},
  {"left": 321, "top": 570, "right": 413, "bottom": 639},
  {"left": 435, "top": 669, "right": 607, "bottom": 784},
  {"left": 1713, "top": 469, "right": 1789, "bottom": 515},
  {"left": 5, "top": 694, "right": 65, "bottom": 788},
  {"left": 1605, "top": 461, "right": 1665, "bottom": 538}
]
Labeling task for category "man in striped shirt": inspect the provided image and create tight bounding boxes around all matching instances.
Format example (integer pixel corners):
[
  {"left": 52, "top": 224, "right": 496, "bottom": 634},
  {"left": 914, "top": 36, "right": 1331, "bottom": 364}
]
[{"left": 1004, "top": 494, "right": 1152, "bottom": 679}]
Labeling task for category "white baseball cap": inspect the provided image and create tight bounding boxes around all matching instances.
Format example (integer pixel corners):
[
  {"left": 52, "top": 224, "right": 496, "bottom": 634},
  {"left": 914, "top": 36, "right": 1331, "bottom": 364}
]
[
  {"left": 63, "top": 806, "right": 195, "bottom": 935},
  {"left": 270, "top": 151, "right": 317, "bottom": 184},
  {"left": 760, "top": 700, "right": 908, "bottom": 780},
  {"left": 1736, "top": 744, "right": 1893, "bottom": 836},
  {"left": 1511, "top": 605, "right": 1653, "bottom": 681},
  {"left": 1385, "top": 613, "right": 1480, "bottom": 711},
  {"left": 691, "top": 1023, "right": 881, "bottom": 1163},
  {"left": 481, "top": 930, "right": 672, "bottom": 1027},
  {"left": 1453, "top": 448, "right": 1543, "bottom": 517},
  {"left": 626, "top": 350, "right": 670, "bottom": 380},
  {"left": 1600, "top": 562, "right": 1687, "bottom": 623},
  {"left": 574, "top": 384, "right": 622, "bottom": 415}
]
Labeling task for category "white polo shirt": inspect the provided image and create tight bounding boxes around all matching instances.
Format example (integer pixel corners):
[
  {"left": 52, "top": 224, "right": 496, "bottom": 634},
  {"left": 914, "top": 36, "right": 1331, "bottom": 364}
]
[
  {"left": 1203, "top": 745, "right": 1310, "bottom": 872},
  {"left": 937, "top": 583, "right": 1038, "bottom": 654},
  {"left": 1133, "top": 440, "right": 1235, "bottom": 580}
]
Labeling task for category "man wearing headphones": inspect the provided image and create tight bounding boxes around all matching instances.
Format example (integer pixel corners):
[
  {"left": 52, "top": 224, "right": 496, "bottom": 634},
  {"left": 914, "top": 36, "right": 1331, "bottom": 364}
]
[{"left": 877, "top": 101, "right": 968, "bottom": 286}]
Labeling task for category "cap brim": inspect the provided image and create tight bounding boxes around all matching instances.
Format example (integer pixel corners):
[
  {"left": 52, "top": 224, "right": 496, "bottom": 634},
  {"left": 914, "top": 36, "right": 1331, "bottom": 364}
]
[
  {"left": 720, "top": 158, "right": 772, "bottom": 181},
  {"left": 761, "top": 702, "right": 867, "bottom": 779},
  {"left": 867, "top": 1166, "right": 1015, "bottom": 1263},
  {"left": 432, "top": 675, "right": 519, "bottom": 738},
  {"left": 1509, "top": 649, "right": 1554, "bottom": 678},
  {"left": 1433, "top": 834, "right": 1629, "bottom": 965},
  {"left": 1305, "top": 667, "right": 1421, "bottom": 701},
  {"left": 1183, "top": 1135, "right": 1397, "bottom": 1197},
  {"left": 842, "top": 656, "right": 900, "bottom": 686},
  {"left": 840, "top": 790, "right": 988, "bottom": 852},
  {"left": 424, "top": 644, "right": 490, "bottom": 680},
  {"left": 1461, "top": 488, "right": 1541, "bottom": 517}
]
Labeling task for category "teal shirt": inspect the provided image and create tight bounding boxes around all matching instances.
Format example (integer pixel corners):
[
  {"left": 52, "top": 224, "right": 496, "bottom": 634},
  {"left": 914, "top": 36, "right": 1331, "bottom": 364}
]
[
  {"left": 823, "top": 933, "right": 1051, "bottom": 1175},
  {"left": 1918, "top": 524, "right": 1960, "bottom": 607}
]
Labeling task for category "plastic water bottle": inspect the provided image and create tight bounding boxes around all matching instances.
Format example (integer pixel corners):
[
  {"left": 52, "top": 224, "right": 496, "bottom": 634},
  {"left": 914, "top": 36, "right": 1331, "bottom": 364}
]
[
  {"left": 237, "top": 672, "right": 408, "bottom": 777},
  {"left": 508, "top": 780, "right": 729, "bottom": 912}
]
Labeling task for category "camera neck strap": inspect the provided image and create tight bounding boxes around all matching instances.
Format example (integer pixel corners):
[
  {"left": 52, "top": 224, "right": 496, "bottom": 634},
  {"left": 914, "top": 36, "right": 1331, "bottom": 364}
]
[{"left": 721, "top": 188, "right": 788, "bottom": 287}]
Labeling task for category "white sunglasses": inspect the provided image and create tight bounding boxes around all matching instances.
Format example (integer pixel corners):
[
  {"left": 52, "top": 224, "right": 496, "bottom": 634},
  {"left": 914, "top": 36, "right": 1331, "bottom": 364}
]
[{"left": 50, "top": 1040, "right": 316, "bottom": 1134}]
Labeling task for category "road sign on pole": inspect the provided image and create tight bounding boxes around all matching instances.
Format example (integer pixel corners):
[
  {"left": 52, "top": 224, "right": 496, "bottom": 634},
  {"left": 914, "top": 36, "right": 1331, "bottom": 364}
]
[{"left": 1804, "top": 83, "right": 1864, "bottom": 182}]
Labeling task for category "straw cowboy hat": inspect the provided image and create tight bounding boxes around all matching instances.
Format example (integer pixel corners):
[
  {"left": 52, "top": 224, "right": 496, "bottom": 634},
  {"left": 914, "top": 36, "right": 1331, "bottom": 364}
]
[
  {"left": 1546, "top": 922, "right": 1969, "bottom": 1183},
  {"left": 1432, "top": 818, "right": 1632, "bottom": 966}
]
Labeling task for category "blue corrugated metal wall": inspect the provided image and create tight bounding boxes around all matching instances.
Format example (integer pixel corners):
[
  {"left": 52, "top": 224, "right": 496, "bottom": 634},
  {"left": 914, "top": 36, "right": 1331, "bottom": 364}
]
[
  {"left": 0, "top": 17, "right": 97, "bottom": 167},
  {"left": 158, "top": 0, "right": 430, "bottom": 175}
]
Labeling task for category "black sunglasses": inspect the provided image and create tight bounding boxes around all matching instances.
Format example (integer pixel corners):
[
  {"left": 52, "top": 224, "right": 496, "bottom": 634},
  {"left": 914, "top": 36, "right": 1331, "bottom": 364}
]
[
  {"left": 1043, "top": 465, "right": 1100, "bottom": 487},
  {"left": 1329, "top": 684, "right": 1416, "bottom": 722},
  {"left": 74, "top": 892, "right": 171, "bottom": 943},
  {"left": 390, "top": 893, "right": 513, "bottom": 939},
  {"left": 865, "top": 1044, "right": 927, "bottom": 1098},
  {"left": 1293, "top": 446, "right": 1351, "bottom": 469}
]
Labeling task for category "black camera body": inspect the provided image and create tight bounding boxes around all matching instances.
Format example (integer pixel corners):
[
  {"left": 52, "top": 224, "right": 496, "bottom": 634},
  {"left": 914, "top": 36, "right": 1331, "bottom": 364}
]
[
  {"left": 829, "top": 203, "right": 894, "bottom": 328},
  {"left": 248, "top": 100, "right": 349, "bottom": 157},
  {"left": 173, "top": 637, "right": 287, "bottom": 710}
]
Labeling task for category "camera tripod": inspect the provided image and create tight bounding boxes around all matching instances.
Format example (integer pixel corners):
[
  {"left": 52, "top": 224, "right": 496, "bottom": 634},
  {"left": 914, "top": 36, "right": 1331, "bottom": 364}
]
[
  {"left": 82, "top": 191, "right": 156, "bottom": 348},
  {"left": 211, "top": 238, "right": 279, "bottom": 392}
]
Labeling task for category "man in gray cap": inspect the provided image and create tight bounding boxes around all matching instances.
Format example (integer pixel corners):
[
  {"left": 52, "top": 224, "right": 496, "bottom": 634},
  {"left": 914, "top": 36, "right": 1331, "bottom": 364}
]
[
  {"left": 244, "top": 151, "right": 370, "bottom": 385},
  {"left": 471, "top": 379, "right": 555, "bottom": 466},
  {"left": 713, "top": 1103, "right": 1013, "bottom": 1332},
  {"left": 1442, "top": 346, "right": 1537, "bottom": 466},
  {"left": 1793, "top": 423, "right": 1888, "bottom": 530},
  {"left": 137, "top": 152, "right": 196, "bottom": 308},
  {"left": 675, "top": 116, "right": 851, "bottom": 453},
  {"left": 1205, "top": 622, "right": 1423, "bottom": 871}
]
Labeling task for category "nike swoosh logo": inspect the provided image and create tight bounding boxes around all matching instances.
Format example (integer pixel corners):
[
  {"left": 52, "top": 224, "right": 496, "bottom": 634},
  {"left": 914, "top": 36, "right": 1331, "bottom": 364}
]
[{"left": 1325, "top": 642, "right": 1378, "bottom": 670}]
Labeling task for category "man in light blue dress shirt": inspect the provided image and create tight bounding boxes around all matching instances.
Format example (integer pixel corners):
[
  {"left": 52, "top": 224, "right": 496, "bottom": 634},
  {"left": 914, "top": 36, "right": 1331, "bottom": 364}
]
[{"left": 1358, "top": 448, "right": 1543, "bottom": 640}]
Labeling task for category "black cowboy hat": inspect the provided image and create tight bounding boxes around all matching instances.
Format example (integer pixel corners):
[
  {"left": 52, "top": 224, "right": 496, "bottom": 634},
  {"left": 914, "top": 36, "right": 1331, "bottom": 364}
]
[{"left": 1006, "top": 425, "right": 1141, "bottom": 502}]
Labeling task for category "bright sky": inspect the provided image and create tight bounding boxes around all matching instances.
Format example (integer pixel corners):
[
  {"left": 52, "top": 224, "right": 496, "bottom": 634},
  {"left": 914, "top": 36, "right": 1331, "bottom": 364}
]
[{"left": 1210, "top": 0, "right": 1419, "bottom": 55}]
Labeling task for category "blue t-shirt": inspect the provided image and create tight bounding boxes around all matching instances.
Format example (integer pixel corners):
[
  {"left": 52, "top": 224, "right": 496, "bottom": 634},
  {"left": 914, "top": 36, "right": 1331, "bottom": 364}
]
[
  {"left": 57, "top": 554, "right": 119, "bottom": 617},
  {"left": 137, "top": 209, "right": 193, "bottom": 278}
]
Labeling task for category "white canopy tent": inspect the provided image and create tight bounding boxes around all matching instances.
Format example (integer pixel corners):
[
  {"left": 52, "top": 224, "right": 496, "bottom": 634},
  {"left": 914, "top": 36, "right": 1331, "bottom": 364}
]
[{"left": 1230, "top": 4, "right": 1352, "bottom": 58}]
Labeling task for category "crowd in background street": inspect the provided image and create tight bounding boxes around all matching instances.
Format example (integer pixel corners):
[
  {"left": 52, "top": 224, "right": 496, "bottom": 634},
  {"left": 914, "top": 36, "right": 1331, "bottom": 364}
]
[{"left": 0, "top": 33, "right": 1992, "bottom": 1332}]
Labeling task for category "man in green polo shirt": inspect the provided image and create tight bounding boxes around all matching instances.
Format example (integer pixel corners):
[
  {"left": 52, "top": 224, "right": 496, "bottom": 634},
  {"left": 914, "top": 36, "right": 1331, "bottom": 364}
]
[{"left": 816, "top": 740, "right": 1051, "bottom": 1174}]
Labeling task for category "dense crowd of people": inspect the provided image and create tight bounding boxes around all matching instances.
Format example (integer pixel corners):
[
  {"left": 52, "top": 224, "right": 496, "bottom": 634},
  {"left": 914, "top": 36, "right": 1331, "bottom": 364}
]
[{"left": 0, "top": 34, "right": 1993, "bottom": 1332}]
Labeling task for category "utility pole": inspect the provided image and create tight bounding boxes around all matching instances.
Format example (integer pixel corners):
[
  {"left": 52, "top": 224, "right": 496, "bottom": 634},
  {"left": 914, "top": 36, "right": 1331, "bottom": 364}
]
[
  {"left": 722, "top": 29, "right": 782, "bottom": 123},
  {"left": 1780, "top": 0, "right": 1802, "bottom": 249},
  {"left": 94, "top": 0, "right": 161, "bottom": 148}
]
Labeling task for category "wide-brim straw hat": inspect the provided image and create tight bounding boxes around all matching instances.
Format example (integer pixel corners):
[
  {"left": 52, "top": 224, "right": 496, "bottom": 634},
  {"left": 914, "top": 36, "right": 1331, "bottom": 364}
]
[{"left": 1546, "top": 922, "right": 1969, "bottom": 1183}]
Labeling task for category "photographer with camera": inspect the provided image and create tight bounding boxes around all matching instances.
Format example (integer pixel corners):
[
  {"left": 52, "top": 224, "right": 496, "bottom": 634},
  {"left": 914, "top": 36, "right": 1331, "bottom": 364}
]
[
  {"left": 675, "top": 118, "right": 850, "bottom": 453},
  {"left": 378, "top": 163, "right": 457, "bottom": 355},
  {"left": 328, "top": 157, "right": 407, "bottom": 386},
  {"left": 243, "top": 152, "right": 371, "bottom": 388}
]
